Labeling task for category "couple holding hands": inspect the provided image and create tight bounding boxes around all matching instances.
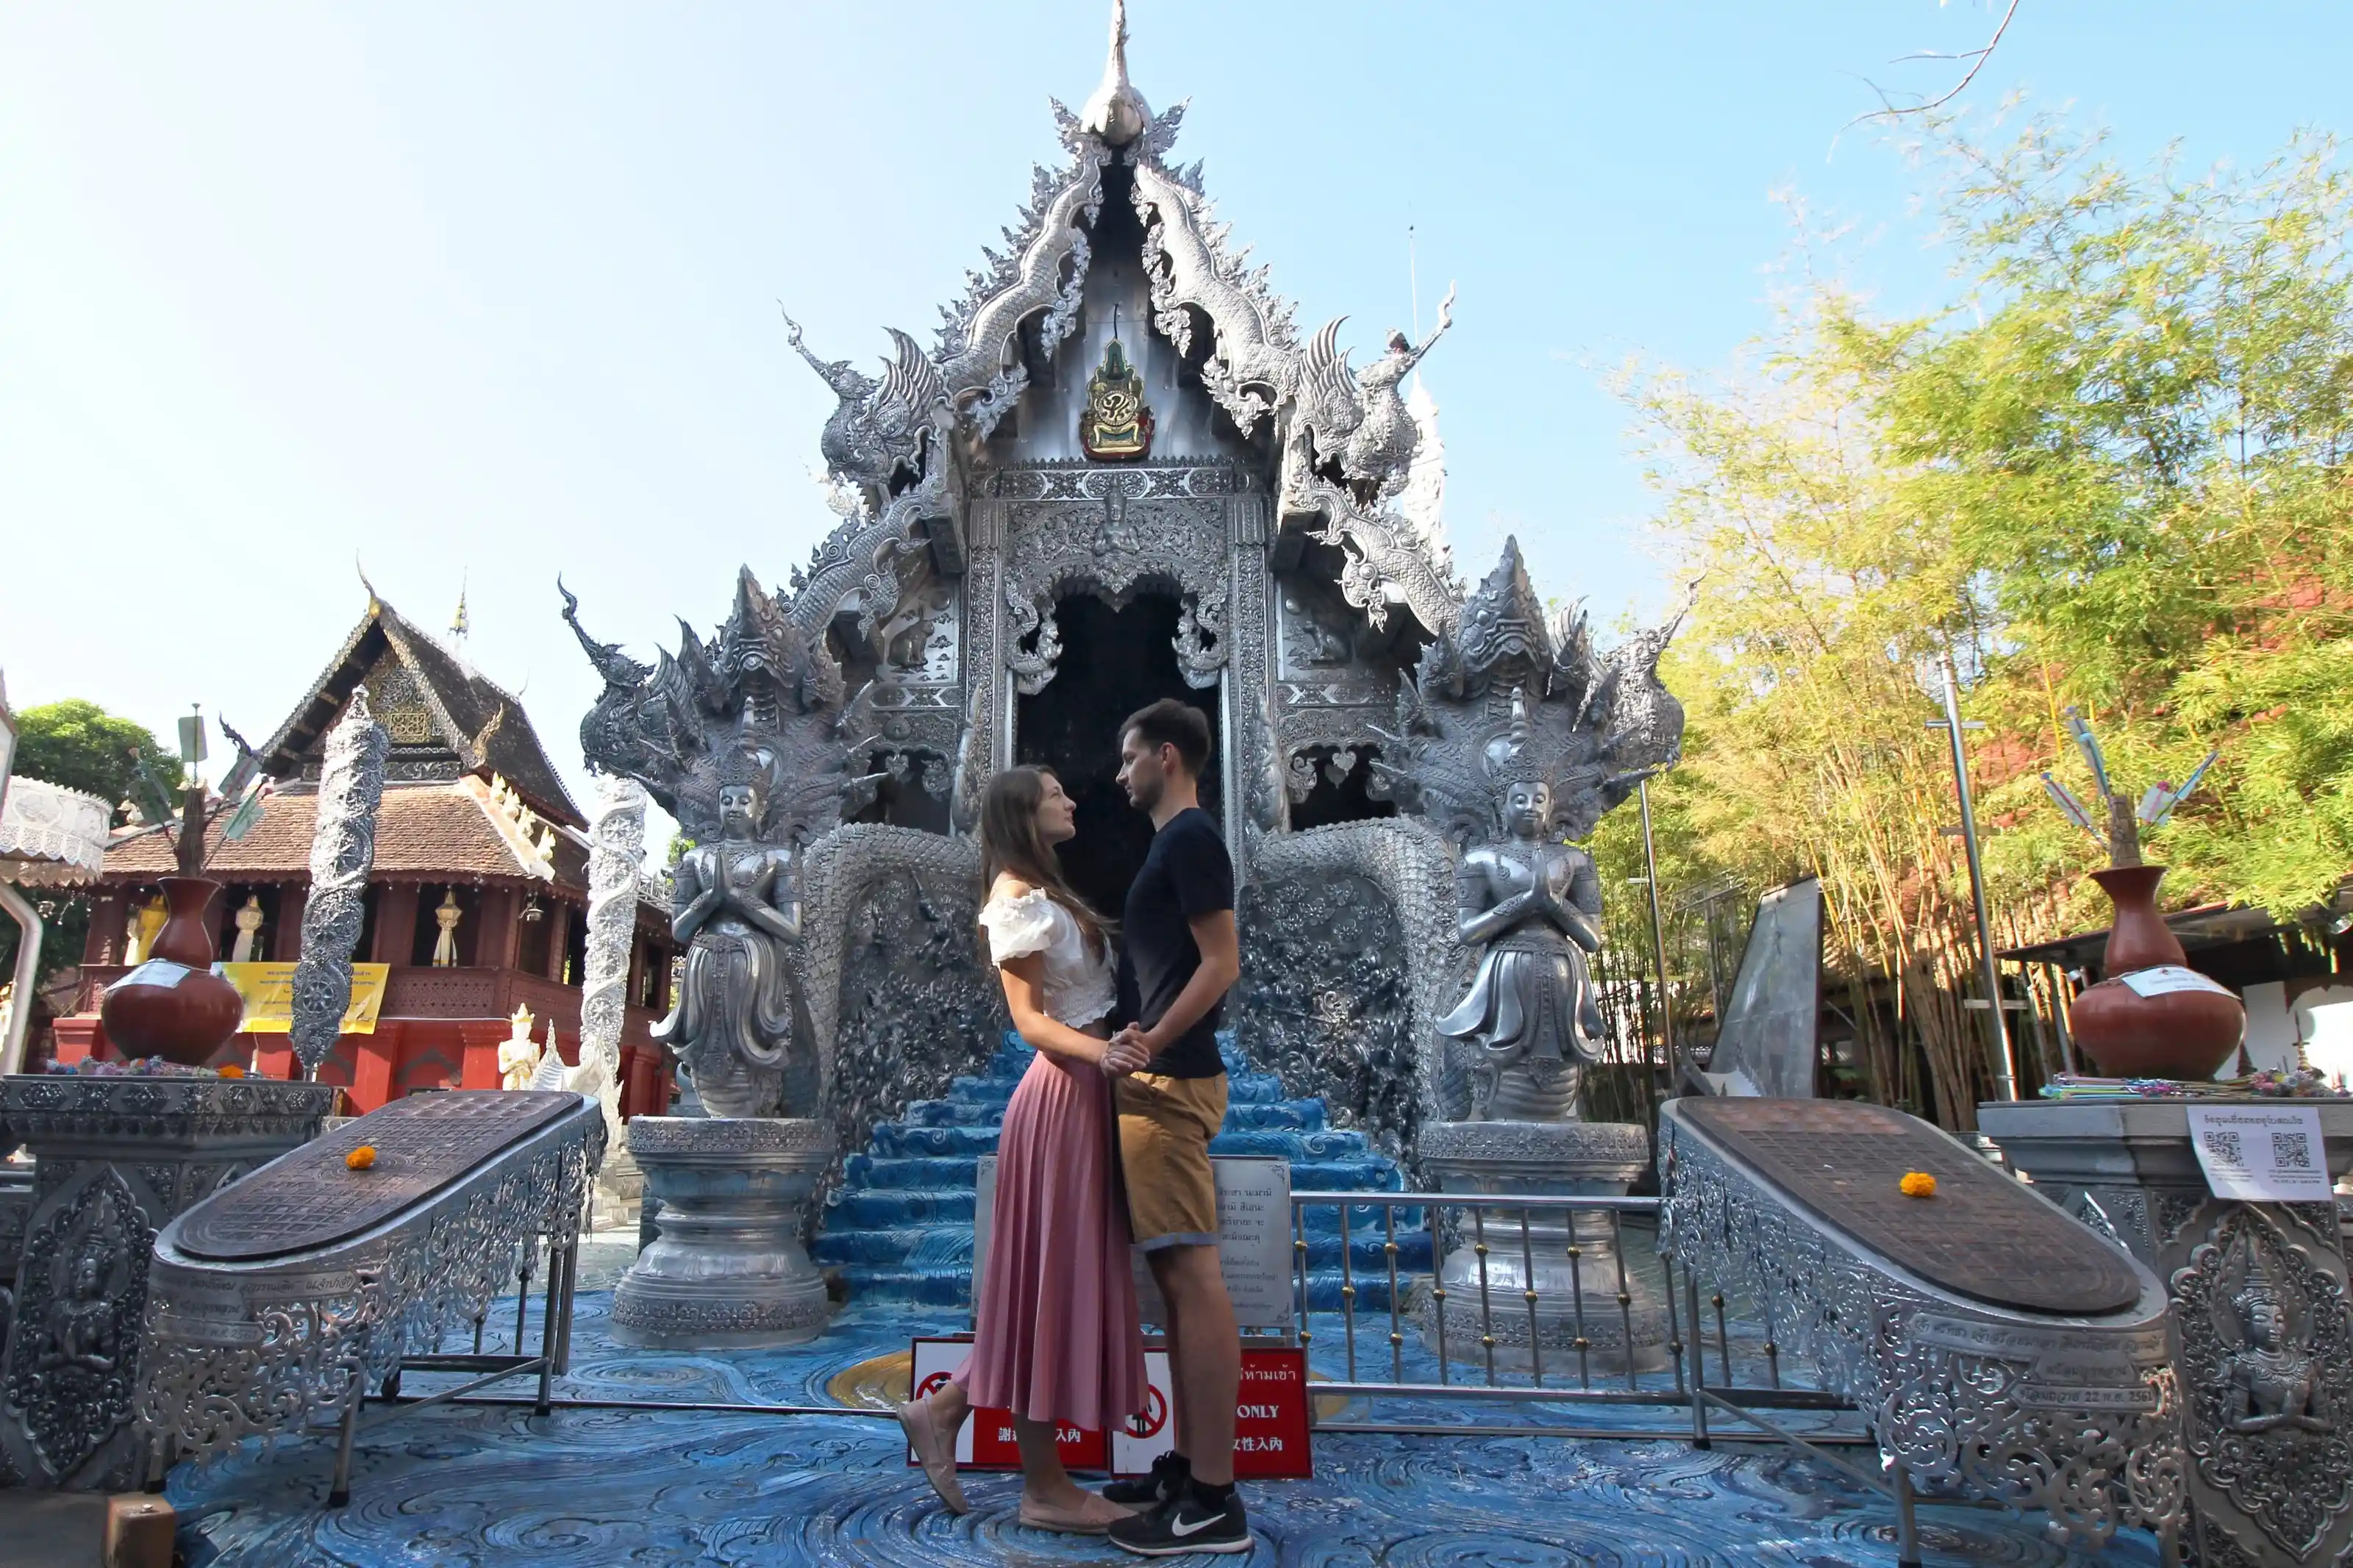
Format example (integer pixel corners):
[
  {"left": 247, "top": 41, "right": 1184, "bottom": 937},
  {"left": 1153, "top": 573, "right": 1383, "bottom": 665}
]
[{"left": 896, "top": 698, "right": 1251, "bottom": 1556}]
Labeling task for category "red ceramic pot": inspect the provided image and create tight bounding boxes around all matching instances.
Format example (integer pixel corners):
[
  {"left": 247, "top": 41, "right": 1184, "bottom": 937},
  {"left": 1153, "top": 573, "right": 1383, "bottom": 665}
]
[
  {"left": 2065, "top": 864, "right": 2245, "bottom": 1081},
  {"left": 99, "top": 876, "right": 248, "bottom": 1066}
]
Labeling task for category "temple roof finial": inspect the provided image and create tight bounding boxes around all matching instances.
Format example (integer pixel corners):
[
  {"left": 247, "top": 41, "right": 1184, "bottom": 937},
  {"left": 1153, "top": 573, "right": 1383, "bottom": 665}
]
[{"left": 1079, "top": 0, "right": 1151, "bottom": 146}]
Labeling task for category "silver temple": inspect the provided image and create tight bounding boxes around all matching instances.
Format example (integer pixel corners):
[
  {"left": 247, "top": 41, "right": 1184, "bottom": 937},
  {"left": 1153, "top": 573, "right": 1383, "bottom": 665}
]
[{"left": 562, "top": 2, "right": 1690, "bottom": 1219}]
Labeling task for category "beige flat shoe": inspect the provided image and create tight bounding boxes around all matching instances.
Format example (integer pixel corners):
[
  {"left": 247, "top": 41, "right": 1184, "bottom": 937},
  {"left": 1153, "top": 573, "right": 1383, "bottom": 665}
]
[
  {"left": 1018, "top": 1497, "right": 1132, "bottom": 1535},
  {"left": 896, "top": 1399, "right": 968, "bottom": 1515}
]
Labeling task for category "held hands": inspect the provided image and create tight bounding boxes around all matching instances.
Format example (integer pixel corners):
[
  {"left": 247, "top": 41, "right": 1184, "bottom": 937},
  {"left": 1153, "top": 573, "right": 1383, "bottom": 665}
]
[{"left": 1100, "top": 1025, "right": 1154, "bottom": 1078}]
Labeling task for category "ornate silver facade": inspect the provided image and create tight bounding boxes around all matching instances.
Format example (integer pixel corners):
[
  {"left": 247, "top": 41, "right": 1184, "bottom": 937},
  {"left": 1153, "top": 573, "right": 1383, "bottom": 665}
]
[
  {"left": 565, "top": 10, "right": 1683, "bottom": 1177},
  {"left": 290, "top": 687, "right": 390, "bottom": 1073}
]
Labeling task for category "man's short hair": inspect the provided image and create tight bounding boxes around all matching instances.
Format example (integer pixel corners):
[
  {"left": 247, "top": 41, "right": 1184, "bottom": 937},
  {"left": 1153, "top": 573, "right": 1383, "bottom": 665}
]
[{"left": 1122, "top": 697, "right": 1213, "bottom": 776}]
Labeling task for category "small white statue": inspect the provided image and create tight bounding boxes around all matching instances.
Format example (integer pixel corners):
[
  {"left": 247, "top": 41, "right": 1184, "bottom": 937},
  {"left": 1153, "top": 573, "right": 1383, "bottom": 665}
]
[
  {"left": 432, "top": 889, "right": 463, "bottom": 967},
  {"left": 230, "top": 895, "right": 265, "bottom": 962},
  {"left": 497, "top": 1003, "right": 542, "bottom": 1090}
]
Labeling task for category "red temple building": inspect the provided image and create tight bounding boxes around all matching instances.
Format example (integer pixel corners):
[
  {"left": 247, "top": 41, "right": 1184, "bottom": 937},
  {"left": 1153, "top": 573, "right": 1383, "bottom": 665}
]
[{"left": 56, "top": 593, "right": 679, "bottom": 1117}]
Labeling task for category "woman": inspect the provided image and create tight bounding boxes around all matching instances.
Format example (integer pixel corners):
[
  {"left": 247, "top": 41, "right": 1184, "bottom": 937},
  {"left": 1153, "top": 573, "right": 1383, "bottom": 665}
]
[{"left": 898, "top": 767, "right": 1151, "bottom": 1533}]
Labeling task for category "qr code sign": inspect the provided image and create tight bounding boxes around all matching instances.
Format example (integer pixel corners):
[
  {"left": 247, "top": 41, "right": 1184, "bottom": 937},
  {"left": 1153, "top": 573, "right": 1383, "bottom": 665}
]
[
  {"left": 2203, "top": 1130, "right": 2245, "bottom": 1165},
  {"left": 2272, "top": 1131, "right": 2314, "bottom": 1170}
]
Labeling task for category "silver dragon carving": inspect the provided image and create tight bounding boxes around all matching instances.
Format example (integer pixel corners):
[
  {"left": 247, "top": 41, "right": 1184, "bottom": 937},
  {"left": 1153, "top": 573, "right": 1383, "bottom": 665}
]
[
  {"left": 782, "top": 315, "right": 946, "bottom": 496},
  {"left": 290, "top": 688, "right": 390, "bottom": 1073},
  {"left": 1657, "top": 1104, "right": 2188, "bottom": 1554}
]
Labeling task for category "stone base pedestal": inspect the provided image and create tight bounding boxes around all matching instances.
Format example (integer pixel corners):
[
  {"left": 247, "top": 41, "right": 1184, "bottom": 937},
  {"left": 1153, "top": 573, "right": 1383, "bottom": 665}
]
[
  {"left": 0, "top": 1075, "right": 337, "bottom": 1490},
  {"left": 611, "top": 1117, "right": 835, "bottom": 1349},
  {"left": 1981, "top": 1098, "right": 2353, "bottom": 1568},
  {"left": 1415, "top": 1120, "right": 1670, "bottom": 1375}
]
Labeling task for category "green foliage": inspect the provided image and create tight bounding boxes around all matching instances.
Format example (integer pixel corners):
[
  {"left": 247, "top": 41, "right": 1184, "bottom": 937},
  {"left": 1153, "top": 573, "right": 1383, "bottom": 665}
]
[
  {"left": 1613, "top": 112, "right": 2353, "bottom": 1120},
  {"left": 1, "top": 700, "right": 168, "bottom": 995},
  {"left": 13, "top": 700, "right": 170, "bottom": 826}
]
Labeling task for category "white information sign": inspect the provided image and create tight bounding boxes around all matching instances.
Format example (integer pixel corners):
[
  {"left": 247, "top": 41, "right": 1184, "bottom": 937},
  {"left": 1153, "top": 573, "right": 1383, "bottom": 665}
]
[
  {"left": 2120, "top": 964, "right": 2238, "bottom": 1000},
  {"left": 975, "top": 1154, "right": 1293, "bottom": 1328},
  {"left": 2186, "top": 1104, "right": 2332, "bottom": 1202}
]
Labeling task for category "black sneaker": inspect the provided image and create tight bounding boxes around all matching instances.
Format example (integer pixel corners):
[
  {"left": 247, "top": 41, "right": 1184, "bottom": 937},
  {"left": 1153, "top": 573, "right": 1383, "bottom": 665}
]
[
  {"left": 1102, "top": 1451, "right": 1189, "bottom": 1508},
  {"left": 1108, "top": 1486, "right": 1249, "bottom": 1556}
]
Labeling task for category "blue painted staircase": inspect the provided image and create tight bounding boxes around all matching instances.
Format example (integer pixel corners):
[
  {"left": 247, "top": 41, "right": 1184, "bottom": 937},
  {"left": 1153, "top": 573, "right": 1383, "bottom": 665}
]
[{"left": 815, "top": 1031, "right": 1431, "bottom": 1311}]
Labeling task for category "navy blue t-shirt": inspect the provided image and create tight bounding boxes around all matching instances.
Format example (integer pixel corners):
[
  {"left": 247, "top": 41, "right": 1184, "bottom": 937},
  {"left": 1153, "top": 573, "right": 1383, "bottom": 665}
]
[{"left": 1116, "top": 806, "right": 1235, "bottom": 1078}]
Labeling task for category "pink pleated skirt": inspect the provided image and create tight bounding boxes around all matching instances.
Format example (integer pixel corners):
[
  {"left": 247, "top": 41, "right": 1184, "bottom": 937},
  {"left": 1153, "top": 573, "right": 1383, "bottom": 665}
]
[{"left": 954, "top": 1049, "right": 1148, "bottom": 1431}]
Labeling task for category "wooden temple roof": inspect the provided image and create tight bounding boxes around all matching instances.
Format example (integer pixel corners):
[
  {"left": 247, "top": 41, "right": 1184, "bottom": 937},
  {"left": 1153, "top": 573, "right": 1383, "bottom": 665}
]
[
  {"left": 99, "top": 776, "right": 589, "bottom": 890},
  {"left": 256, "top": 592, "right": 583, "bottom": 829}
]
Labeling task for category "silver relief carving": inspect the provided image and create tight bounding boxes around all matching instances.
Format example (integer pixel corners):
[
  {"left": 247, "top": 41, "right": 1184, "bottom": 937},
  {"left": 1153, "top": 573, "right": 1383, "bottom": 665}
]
[
  {"left": 4, "top": 1167, "right": 150, "bottom": 1481},
  {"left": 998, "top": 479, "right": 1229, "bottom": 694},
  {"left": 2168, "top": 1205, "right": 2353, "bottom": 1561},
  {"left": 291, "top": 689, "right": 390, "bottom": 1073}
]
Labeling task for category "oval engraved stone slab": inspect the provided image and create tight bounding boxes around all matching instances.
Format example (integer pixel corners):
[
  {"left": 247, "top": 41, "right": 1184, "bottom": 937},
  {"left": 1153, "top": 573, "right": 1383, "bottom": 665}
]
[
  {"left": 1677, "top": 1098, "right": 2142, "bottom": 1317},
  {"left": 178, "top": 1091, "right": 579, "bottom": 1262}
]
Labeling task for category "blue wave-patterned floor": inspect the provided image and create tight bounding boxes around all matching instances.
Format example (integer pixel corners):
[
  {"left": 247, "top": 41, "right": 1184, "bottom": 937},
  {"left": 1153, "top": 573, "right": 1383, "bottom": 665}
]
[{"left": 171, "top": 1295, "right": 2165, "bottom": 1568}]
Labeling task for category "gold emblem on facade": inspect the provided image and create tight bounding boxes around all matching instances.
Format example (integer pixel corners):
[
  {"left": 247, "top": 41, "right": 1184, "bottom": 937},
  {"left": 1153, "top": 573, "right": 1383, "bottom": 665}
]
[{"left": 1079, "top": 322, "right": 1154, "bottom": 462}]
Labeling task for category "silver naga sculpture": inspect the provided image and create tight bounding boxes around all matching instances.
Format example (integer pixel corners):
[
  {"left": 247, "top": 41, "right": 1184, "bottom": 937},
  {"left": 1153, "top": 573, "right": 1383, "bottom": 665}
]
[
  {"left": 563, "top": 774, "right": 646, "bottom": 1146},
  {"left": 1376, "top": 540, "right": 1688, "bottom": 1123},
  {"left": 562, "top": 570, "right": 882, "bottom": 1117},
  {"left": 290, "top": 688, "right": 389, "bottom": 1075}
]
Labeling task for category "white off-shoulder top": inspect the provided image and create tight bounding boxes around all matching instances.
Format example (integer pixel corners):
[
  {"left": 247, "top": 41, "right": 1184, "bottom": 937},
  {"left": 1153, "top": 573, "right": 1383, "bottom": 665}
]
[{"left": 978, "top": 884, "right": 1118, "bottom": 1028}]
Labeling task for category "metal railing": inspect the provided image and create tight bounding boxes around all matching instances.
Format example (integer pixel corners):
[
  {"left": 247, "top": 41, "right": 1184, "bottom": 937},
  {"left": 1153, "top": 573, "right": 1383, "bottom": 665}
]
[{"left": 1288, "top": 1190, "right": 1866, "bottom": 1447}]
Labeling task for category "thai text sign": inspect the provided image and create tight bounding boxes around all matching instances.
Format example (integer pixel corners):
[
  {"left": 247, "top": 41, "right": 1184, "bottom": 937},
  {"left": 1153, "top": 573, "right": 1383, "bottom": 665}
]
[
  {"left": 215, "top": 962, "right": 388, "bottom": 1034},
  {"left": 2187, "top": 1104, "right": 2331, "bottom": 1202}
]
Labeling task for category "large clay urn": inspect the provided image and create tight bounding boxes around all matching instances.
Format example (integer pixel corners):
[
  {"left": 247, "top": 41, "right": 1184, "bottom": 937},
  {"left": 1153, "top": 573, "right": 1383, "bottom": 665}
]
[
  {"left": 2065, "top": 864, "right": 2244, "bottom": 1080},
  {"left": 99, "top": 876, "right": 248, "bottom": 1066}
]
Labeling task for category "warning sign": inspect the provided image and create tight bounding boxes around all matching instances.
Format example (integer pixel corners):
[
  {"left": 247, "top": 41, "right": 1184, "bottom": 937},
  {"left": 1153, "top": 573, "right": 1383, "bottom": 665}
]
[{"left": 907, "top": 1339, "right": 1312, "bottom": 1480}]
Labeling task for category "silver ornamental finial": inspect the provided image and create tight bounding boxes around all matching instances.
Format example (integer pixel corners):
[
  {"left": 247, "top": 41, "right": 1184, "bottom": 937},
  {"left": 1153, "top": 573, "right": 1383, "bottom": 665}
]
[{"left": 1080, "top": 0, "right": 1150, "bottom": 146}]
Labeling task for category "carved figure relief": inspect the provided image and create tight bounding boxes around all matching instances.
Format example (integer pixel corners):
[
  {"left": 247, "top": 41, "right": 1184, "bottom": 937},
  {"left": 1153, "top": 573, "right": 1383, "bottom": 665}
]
[
  {"left": 4, "top": 1167, "right": 150, "bottom": 1481},
  {"left": 1234, "top": 869, "right": 1419, "bottom": 1163},
  {"left": 823, "top": 869, "right": 1004, "bottom": 1213},
  {"left": 2170, "top": 1206, "right": 2353, "bottom": 1561}
]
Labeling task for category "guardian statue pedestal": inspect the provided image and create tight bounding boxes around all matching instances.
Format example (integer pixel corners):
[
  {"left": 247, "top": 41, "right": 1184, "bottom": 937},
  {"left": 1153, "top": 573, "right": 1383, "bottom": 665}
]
[
  {"left": 1418, "top": 1120, "right": 1671, "bottom": 1374},
  {"left": 610, "top": 1117, "right": 837, "bottom": 1349}
]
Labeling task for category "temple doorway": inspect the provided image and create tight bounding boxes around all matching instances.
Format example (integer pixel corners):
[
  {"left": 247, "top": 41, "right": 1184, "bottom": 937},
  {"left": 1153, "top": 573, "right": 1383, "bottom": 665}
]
[{"left": 1015, "top": 592, "right": 1222, "bottom": 920}]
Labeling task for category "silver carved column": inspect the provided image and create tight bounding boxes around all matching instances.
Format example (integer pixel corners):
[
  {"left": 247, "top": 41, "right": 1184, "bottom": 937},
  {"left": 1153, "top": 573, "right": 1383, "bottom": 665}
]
[
  {"left": 1980, "top": 1098, "right": 2353, "bottom": 1568},
  {"left": 290, "top": 689, "right": 390, "bottom": 1076}
]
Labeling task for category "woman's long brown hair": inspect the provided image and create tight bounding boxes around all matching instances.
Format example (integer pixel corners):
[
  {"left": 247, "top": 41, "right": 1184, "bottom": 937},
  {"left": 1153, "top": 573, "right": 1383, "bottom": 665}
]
[{"left": 977, "top": 766, "right": 1108, "bottom": 953}]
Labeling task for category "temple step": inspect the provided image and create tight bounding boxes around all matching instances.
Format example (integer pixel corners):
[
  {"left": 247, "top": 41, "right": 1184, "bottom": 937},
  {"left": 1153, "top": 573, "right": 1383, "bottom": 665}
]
[{"left": 819, "top": 1031, "right": 1418, "bottom": 1308}]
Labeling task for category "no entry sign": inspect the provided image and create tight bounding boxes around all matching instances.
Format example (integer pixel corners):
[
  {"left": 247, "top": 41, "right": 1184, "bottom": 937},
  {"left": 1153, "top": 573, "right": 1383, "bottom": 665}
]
[{"left": 907, "top": 1339, "right": 1311, "bottom": 1479}]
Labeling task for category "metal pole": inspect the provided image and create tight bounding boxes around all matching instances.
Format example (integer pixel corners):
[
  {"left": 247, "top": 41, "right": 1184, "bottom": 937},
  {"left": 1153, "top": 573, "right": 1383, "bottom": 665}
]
[
  {"left": 1638, "top": 780, "right": 1677, "bottom": 1072},
  {"left": 0, "top": 883, "right": 43, "bottom": 1076},
  {"left": 1937, "top": 650, "right": 2018, "bottom": 1101}
]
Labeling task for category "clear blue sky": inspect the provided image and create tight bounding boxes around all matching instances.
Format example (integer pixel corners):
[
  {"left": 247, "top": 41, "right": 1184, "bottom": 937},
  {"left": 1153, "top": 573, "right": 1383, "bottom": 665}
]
[{"left": 4, "top": 1, "right": 2346, "bottom": 820}]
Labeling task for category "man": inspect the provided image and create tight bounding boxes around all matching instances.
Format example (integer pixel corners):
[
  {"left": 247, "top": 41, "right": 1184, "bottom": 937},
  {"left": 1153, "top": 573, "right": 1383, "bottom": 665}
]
[{"left": 1099, "top": 698, "right": 1249, "bottom": 1556}]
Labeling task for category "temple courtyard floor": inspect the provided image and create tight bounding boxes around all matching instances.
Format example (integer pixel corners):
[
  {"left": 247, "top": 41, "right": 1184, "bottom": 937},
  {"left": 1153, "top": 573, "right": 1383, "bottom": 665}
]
[{"left": 152, "top": 1272, "right": 2171, "bottom": 1568}]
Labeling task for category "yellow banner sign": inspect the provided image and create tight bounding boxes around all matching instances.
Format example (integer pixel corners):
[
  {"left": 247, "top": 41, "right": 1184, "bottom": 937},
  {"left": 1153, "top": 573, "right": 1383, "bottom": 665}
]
[{"left": 214, "top": 962, "right": 389, "bottom": 1035}]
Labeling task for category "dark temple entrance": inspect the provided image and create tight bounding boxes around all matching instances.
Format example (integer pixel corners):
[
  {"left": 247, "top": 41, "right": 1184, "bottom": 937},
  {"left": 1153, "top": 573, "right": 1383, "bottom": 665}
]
[{"left": 1015, "top": 592, "right": 1222, "bottom": 920}]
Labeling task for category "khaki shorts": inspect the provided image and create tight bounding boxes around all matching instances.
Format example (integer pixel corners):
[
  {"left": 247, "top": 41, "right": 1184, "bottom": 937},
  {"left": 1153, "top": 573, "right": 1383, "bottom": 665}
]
[{"left": 1115, "top": 1071, "right": 1228, "bottom": 1250}]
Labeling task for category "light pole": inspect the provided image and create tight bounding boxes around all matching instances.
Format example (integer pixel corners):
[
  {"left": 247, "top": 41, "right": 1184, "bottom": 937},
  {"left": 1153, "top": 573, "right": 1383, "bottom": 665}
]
[
  {"left": 1638, "top": 778, "right": 1676, "bottom": 1073},
  {"left": 1932, "top": 648, "right": 2019, "bottom": 1101}
]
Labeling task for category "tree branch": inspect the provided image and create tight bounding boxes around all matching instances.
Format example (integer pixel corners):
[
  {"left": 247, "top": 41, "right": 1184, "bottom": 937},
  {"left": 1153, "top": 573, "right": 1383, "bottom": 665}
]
[{"left": 1847, "top": 0, "right": 2021, "bottom": 130}]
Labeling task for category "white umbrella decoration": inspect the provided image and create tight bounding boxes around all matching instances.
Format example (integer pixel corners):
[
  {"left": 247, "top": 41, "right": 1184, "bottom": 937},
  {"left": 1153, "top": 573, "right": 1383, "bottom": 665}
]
[{"left": 0, "top": 776, "right": 112, "bottom": 1075}]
